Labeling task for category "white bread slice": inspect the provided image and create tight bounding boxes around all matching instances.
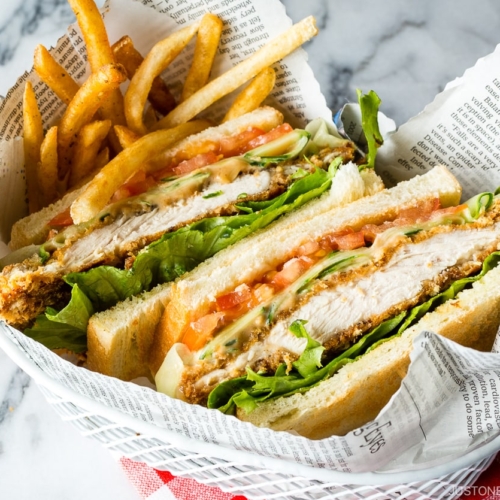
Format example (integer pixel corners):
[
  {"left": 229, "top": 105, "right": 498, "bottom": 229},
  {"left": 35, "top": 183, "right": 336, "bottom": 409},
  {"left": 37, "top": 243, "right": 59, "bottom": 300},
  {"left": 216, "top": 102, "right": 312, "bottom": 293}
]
[
  {"left": 240, "top": 261, "right": 500, "bottom": 439},
  {"left": 156, "top": 165, "right": 461, "bottom": 374},
  {"left": 87, "top": 284, "right": 172, "bottom": 381}
]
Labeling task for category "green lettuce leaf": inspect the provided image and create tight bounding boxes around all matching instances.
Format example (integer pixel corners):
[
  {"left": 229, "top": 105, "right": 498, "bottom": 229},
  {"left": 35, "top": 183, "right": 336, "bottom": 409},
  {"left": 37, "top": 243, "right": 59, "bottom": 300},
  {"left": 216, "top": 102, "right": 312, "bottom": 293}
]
[
  {"left": 209, "top": 252, "right": 500, "bottom": 414},
  {"left": 289, "top": 320, "right": 325, "bottom": 377},
  {"left": 357, "top": 89, "right": 383, "bottom": 169},
  {"left": 24, "top": 285, "right": 93, "bottom": 353}
]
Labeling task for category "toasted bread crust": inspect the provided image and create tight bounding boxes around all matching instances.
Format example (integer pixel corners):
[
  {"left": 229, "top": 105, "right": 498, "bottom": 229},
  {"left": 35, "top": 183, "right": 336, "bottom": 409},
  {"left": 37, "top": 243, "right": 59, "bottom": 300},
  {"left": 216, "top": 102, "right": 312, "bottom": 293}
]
[{"left": 87, "top": 284, "right": 172, "bottom": 380}]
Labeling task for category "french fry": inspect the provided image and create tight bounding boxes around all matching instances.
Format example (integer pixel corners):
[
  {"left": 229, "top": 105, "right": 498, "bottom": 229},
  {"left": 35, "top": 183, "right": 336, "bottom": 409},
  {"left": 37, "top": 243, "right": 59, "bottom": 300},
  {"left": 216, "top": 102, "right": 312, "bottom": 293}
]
[
  {"left": 23, "top": 81, "right": 44, "bottom": 213},
  {"left": 144, "top": 104, "right": 158, "bottom": 129},
  {"left": 38, "top": 126, "right": 59, "bottom": 207},
  {"left": 57, "top": 64, "right": 127, "bottom": 179},
  {"left": 67, "top": 0, "right": 127, "bottom": 153},
  {"left": 70, "top": 120, "right": 211, "bottom": 224},
  {"left": 114, "top": 125, "right": 141, "bottom": 149},
  {"left": 155, "top": 16, "right": 318, "bottom": 130},
  {"left": 67, "top": 0, "right": 114, "bottom": 71},
  {"left": 223, "top": 67, "right": 276, "bottom": 123},
  {"left": 69, "top": 119, "right": 112, "bottom": 188},
  {"left": 124, "top": 22, "right": 200, "bottom": 135},
  {"left": 112, "top": 35, "right": 176, "bottom": 116},
  {"left": 69, "top": 147, "right": 109, "bottom": 192},
  {"left": 33, "top": 45, "right": 80, "bottom": 106},
  {"left": 94, "top": 147, "right": 109, "bottom": 170},
  {"left": 181, "top": 14, "right": 223, "bottom": 102}
]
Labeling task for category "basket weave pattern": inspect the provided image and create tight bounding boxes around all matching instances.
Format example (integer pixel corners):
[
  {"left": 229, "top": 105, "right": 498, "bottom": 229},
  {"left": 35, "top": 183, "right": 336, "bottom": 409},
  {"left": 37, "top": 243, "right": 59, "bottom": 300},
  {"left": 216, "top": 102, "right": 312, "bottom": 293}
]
[{"left": 38, "top": 383, "right": 493, "bottom": 500}]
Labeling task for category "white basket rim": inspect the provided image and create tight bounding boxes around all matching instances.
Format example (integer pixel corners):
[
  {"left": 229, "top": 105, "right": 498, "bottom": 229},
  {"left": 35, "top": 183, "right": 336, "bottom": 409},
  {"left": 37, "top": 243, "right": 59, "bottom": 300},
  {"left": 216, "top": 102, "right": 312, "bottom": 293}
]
[{"left": 1, "top": 322, "right": 499, "bottom": 486}]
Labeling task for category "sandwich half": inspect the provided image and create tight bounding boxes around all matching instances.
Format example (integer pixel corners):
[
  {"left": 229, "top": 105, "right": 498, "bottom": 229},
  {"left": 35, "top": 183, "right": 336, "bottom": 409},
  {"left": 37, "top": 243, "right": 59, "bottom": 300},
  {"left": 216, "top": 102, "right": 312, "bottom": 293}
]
[
  {"left": 152, "top": 165, "right": 461, "bottom": 380},
  {"left": 237, "top": 260, "right": 500, "bottom": 439},
  {"left": 152, "top": 167, "right": 500, "bottom": 429}
]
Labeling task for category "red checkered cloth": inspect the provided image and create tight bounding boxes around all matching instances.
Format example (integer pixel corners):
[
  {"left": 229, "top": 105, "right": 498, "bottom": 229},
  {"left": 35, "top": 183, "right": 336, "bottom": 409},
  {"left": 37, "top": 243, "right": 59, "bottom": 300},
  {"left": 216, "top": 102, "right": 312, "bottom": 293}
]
[
  {"left": 120, "top": 454, "right": 500, "bottom": 499},
  {"left": 120, "top": 457, "right": 247, "bottom": 500}
]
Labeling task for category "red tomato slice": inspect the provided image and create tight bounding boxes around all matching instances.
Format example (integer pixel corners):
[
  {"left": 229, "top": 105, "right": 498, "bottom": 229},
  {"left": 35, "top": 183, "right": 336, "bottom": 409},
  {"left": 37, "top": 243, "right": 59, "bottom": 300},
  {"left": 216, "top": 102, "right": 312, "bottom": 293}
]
[
  {"left": 111, "top": 170, "right": 156, "bottom": 203},
  {"left": 320, "top": 228, "right": 366, "bottom": 251},
  {"left": 219, "top": 127, "right": 265, "bottom": 157},
  {"left": 334, "top": 231, "right": 366, "bottom": 250},
  {"left": 271, "top": 256, "right": 315, "bottom": 289},
  {"left": 245, "top": 123, "right": 293, "bottom": 151},
  {"left": 182, "top": 311, "right": 225, "bottom": 351},
  {"left": 431, "top": 203, "right": 467, "bottom": 219},
  {"left": 397, "top": 197, "right": 441, "bottom": 223},
  {"left": 48, "top": 207, "right": 73, "bottom": 227},
  {"left": 216, "top": 284, "right": 252, "bottom": 311},
  {"left": 296, "top": 239, "right": 320, "bottom": 256},
  {"left": 320, "top": 227, "right": 354, "bottom": 251},
  {"left": 173, "top": 152, "right": 220, "bottom": 175}
]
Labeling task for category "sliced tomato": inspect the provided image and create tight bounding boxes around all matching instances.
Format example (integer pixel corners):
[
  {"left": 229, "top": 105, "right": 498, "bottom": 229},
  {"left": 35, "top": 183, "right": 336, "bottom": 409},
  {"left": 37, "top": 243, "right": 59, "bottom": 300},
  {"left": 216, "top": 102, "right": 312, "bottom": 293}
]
[
  {"left": 321, "top": 228, "right": 366, "bottom": 251},
  {"left": 245, "top": 123, "right": 293, "bottom": 151},
  {"left": 174, "top": 140, "right": 219, "bottom": 164},
  {"left": 271, "top": 256, "right": 315, "bottom": 289},
  {"left": 360, "top": 224, "right": 381, "bottom": 243},
  {"left": 320, "top": 227, "right": 354, "bottom": 251},
  {"left": 219, "top": 127, "right": 265, "bottom": 157},
  {"left": 48, "top": 207, "right": 73, "bottom": 227},
  {"left": 431, "top": 203, "right": 467, "bottom": 219},
  {"left": 182, "top": 311, "right": 225, "bottom": 351},
  {"left": 216, "top": 284, "right": 252, "bottom": 311},
  {"left": 334, "top": 231, "right": 366, "bottom": 250},
  {"left": 152, "top": 165, "right": 176, "bottom": 182},
  {"left": 398, "top": 197, "right": 441, "bottom": 222},
  {"left": 173, "top": 152, "right": 220, "bottom": 175},
  {"left": 296, "top": 239, "right": 320, "bottom": 256},
  {"left": 111, "top": 170, "right": 157, "bottom": 202}
]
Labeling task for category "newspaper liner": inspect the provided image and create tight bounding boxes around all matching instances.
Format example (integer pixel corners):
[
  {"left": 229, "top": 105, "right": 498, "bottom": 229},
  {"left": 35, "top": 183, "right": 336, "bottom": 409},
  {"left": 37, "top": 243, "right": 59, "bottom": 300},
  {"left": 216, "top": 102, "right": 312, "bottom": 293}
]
[{"left": 1, "top": 0, "right": 500, "bottom": 476}]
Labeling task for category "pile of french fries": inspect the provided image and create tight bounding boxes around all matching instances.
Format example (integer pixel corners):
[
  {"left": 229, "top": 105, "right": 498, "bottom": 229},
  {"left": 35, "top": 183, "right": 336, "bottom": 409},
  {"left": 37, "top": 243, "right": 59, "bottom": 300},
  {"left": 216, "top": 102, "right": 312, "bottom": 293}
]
[{"left": 24, "top": 0, "right": 318, "bottom": 224}]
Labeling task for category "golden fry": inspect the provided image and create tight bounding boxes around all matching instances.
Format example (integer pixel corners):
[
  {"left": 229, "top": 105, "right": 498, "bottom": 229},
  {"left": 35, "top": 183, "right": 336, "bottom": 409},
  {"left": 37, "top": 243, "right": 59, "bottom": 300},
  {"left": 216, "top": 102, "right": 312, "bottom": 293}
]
[
  {"left": 67, "top": 0, "right": 114, "bottom": 71},
  {"left": 155, "top": 16, "right": 318, "bottom": 130},
  {"left": 94, "top": 147, "right": 109, "bottom": 170},
  {"left": 112, "top": 35, "right": 176, "bottom": 115},
  {"left": 58, "top": 64, "right": 127, "bottom": 178},
  {"left": 70, "top": 120, "right": 211, "bottom": 224},
  {"left": 144, "top": 104, "right": 158, "bottom": 129},
  {"left": 114, "top": 125, "right": 141, "bottom": 149},
  {"left": 38, "top": 126, "right": 59, "bottom": 207},
  {"left": 33, "top": 45, "right": 80, "bottom": 105},
  {"left": 181, "top": 14, "right": 223, "bottom": 102},
  {"left": 69, "top": 119, "right": 112, "bottom": 188},
  {"left": 23, "top": 81, "right": 44, "bottom": 213},
  {"left": 124, "top": 22, "right": 200, "bottom": 135},
  {"left": 223, "top": 67, "right": 276, "bottom": 122},
  {"left": 67, "top": 0, "right": 126, "bottom": 153}
]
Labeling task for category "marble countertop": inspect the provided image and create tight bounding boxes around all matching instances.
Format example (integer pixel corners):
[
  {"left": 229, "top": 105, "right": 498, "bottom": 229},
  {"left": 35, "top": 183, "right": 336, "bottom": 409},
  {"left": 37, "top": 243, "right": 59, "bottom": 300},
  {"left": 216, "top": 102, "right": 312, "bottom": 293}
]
[{"left": 1, "top": 0, "right": 500, "bottom": 498}]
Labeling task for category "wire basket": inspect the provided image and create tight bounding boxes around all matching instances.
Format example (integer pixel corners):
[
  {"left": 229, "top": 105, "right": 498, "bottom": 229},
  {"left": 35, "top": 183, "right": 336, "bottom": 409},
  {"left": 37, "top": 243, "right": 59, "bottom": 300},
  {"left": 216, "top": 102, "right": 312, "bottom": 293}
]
[{"left": 1, "top": 322, "right": 498, "bottom": 500}]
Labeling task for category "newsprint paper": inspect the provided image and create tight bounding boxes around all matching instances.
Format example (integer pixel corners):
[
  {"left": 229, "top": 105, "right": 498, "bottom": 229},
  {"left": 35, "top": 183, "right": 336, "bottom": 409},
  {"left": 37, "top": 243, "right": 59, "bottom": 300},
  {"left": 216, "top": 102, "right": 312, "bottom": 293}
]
[{"left": 1, "top": 0, "right": 500, "bottom": 476}]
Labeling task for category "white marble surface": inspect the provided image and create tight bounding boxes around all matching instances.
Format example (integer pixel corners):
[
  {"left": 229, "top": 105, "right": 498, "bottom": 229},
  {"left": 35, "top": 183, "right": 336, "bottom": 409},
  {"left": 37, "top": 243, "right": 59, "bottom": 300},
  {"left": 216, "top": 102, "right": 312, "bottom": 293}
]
[{"left": 2, "top": 0, "right": 500, "bottom": 498}]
